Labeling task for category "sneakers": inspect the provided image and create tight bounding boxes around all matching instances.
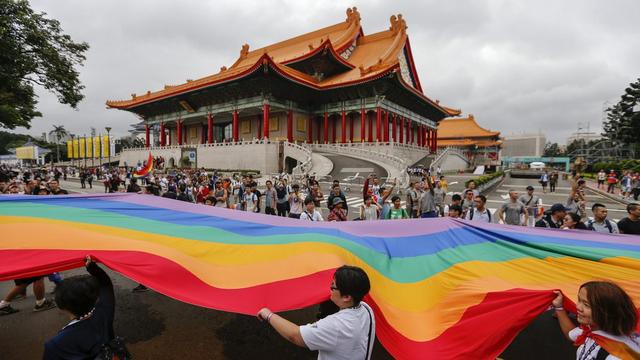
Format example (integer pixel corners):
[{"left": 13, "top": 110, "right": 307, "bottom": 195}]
[
  {"left": 0, "top": 305, "right": 19, "bottom": 316},
  {"left": 132, "top": 284, "right": 150, "bottom": 293},
  {"left": 33, "top": 299, "right": 56, "bottom": 312}
]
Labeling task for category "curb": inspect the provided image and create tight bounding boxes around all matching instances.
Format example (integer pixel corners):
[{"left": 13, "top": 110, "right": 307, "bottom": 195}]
[{"left": 584, "top": 185, "right": 632, "bottom": 206}]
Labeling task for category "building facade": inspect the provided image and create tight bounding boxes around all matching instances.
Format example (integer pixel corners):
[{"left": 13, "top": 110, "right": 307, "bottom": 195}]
[
  {"left": 501, "top": 133, "right": 546, "bottom": 158},
  {"left": 107, "top": 8, "right": 459, "bottom": 173}
]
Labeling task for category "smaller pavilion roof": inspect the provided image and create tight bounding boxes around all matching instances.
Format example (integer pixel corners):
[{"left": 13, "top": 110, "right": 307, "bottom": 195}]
[{"left": 437, "top": 114, "right": 500, "bottom": 139}]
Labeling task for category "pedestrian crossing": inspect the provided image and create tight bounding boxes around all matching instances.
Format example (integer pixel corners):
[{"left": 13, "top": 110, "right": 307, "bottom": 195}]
[{"left": 319, "top": 194, "right": 406, "bottom": 209}]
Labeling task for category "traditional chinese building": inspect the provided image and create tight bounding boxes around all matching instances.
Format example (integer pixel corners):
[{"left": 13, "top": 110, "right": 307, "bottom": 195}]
[
  {"left": 107, "top": 8, "right": 459, "bottom": 173},
  {"left": 437, "top": 114, "right": 501, "bottom": 166}
]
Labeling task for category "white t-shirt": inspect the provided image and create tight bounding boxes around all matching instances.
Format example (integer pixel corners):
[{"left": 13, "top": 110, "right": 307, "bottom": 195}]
[
  {"left": 465, "top": 207, "right": 492, "bottom": 223},
  {"left": 300, "top": 302, "right": 375, "bottom": 360},
  {"left": 300, "top": 210, "right": 324, "bottom": 221},
  {"left": 568, "top": 327, "right": 640, "bottom": 360}
]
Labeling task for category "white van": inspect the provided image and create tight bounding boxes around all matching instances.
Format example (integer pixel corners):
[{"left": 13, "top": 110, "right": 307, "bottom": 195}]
[{"left": 529, "top": 162, "right": 546, "bottom": 170}]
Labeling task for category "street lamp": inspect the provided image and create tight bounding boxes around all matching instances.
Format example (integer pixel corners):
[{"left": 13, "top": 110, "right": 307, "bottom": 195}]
[{"left": 105, "top": 127, "right": 112, "bottom": 170}]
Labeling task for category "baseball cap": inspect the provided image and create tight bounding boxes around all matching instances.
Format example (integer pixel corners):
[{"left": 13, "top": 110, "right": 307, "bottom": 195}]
[
  {"left": 550, "top": 203, "right": 567, "bottom": 213},
  {"left": 526, "top": 185, "right": 534, "bottom": 190},
  {"left": 332, "top": 197, "right": 344, "bottom": 206}
]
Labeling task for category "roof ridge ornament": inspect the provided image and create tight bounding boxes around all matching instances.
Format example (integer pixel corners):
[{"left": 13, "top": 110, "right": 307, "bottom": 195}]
[
  {"left": 346, "top": 7, "right": 360, "bottom": 26},
  {"left": 240, "top": 43, "right": 250, "bottom": 59},
  {"left": 389, "top": 14, "right": 407, "bottom": 35}
]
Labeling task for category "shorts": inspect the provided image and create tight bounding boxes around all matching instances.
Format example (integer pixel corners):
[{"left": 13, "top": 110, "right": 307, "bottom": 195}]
[
  {"left": 622, "top": 186, "right": 631, "bottom": 193},
  {"left": 597, "top": 179, "right": 605, "bottom": 185},
  {"left": 14, "top": 276, "right": 43, "bottom": 286}
]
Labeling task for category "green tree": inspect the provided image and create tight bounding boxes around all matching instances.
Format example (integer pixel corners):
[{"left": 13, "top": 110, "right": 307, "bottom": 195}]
[
  {"left": 0, "top": 0, "right": 89, "bottom": 129},
  {"left": 602, "top": 78, "right": 640, "bottom": 148},
  {"left": 48, "top": 124, "right": 68, "bottom": 162},
  {"left": 543, "top": 142, "right": 564, "bottom": 157}
]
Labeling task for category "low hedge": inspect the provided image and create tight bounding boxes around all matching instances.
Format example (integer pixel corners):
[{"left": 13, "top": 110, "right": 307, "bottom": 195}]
[
  {"left": 465, "top": 171, "right": 504, "bottom": 188},
  {"left": 590, "top": 160, "right": 640, "bottom": 173}
]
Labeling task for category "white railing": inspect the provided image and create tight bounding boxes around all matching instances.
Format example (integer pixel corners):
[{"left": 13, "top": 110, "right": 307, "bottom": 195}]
[
  {"left": 121, "top": 139, "right": 275, "bottom": 153},
  {"left": 286, "top": 141, "right": 313, "bottom": 175},
  {"left": 431, "top": 146, "right": 470, "bottom": 169},
  {"left": 307, "top": 142, "right": 409, "bottom": 187}
]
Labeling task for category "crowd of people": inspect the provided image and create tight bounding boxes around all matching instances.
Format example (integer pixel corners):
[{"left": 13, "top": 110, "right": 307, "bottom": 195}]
[
  {"left": 596, "top": 169, "right": 640, "bottom": 200},
  {"left": 1, "top": 164, "right": 639, "bottom": 235}
]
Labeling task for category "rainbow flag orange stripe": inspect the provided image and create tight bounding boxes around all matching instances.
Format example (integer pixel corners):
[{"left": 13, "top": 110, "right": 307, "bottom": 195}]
[{"left": 0, "top": 194, "right": 639, "bottom": 359}]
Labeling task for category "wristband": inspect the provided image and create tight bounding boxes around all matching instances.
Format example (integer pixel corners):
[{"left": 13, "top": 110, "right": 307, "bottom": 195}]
[
  {"left": 554, "top": 307, "right": 565, "bottom": 311},
  {"left": 266, "top": 312, "right": 274, "bottom": 323}
]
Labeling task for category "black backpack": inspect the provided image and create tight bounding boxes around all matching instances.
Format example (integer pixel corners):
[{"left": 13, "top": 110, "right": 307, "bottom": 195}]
[
  {"left": 587, "top": 219, "right": 613, "bottom": 233},
  {"left": 469, "top": 207, "right": 491, "bottom": 222}
]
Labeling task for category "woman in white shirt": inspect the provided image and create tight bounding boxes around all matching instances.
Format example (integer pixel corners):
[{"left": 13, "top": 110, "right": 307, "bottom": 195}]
[{"left": 552, "top": 281, "right": 639, "bottom": 359}]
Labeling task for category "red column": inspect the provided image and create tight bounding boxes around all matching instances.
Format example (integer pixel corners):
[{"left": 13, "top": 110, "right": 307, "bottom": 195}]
[
  {"left": 232, "top": 110, "right": 239, "bottom": 142},
  {"left": 307, "top": 116, "right": 313, "bottom": 143},
  {"left": 399, "top": 117, "right": 404, "bottom": 143},
  {"left": 145, "top": 124, "right": 150, "bottom": 148},
  {"left": 332, "top": 116, "right": 337, "bottom": 143},
  {"left": 360, "top": 108, "right": 366, "bottom": 142},
  {"left": 168, "top": 126, "right": 172, "bottom": 146},
  {"left": 433, "top": 130, "right": 438, "bottom": 152},
  {"left": 341, "top": 111, "right": 346, "bottom": 143},
  {"left": 423, "top": 126, "right": 427, "bottom": 148},
  {"left": 160, "top": 122, "right": 165, "bottom": 146},
  {"left": 427, "top": 128, "right": 431, "bottom": 149},
  {"left": 207, "top": 113, "right": 213, "bottom": 144},
  {"left": 176, "top": 120, "right": 182, "bottom": 145},
  {"left": 384, "top": 111, "right": 389, "bottom": 142},
  {"left": 368, "top": 112, "right": 373, "bottom": 142},
  {"left": 349, "top": 113, "right": 354, "bottom": 142},
  {"left": 406, "top": 119, "right": 411, "bottom": 144},
  {"left": 375, "top": 107, "right": 382, "bottom": 142},
  {"left": 286, "top": 110, "right": 293, "bottom": 142},
  {"left": 418, "top": 125, "right": 423, "bottom": 147},
  {"left": 392, "top": 114, "right": 397, "bottom": 142},
  {"left": 262, "top": 103, "right": 270, "bottom": 140},
  {"left": 323, "top": 112, "right": 329, "bottom": 143}
]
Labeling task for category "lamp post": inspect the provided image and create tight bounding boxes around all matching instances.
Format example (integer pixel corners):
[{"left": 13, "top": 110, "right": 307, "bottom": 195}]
[
  {"left": 83, "top": 134, "right": 87, "bottom": 169},
  {"left": 105, "top": 127, "right": 112, "bottom": 170}
]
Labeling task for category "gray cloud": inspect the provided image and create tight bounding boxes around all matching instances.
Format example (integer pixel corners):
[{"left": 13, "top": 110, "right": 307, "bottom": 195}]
[{"left": 20, "top": 0, "right": 640, "bottom": 143}]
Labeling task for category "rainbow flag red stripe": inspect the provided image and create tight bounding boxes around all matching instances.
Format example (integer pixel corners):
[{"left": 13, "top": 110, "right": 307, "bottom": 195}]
[
  {"left": 133, "top": 153, "right": 153, "bottom": 178},
  {"left": 0, "top": 194, "right": 639, "bottom": 359}
]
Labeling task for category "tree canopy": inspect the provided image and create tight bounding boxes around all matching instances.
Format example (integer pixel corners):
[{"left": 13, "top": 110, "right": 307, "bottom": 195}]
[
  {"left": 0, "top": 0, "right": 89, "bottom": 129},
  {"left": 602, "top": 77, "right": 640, "bottom": 147}
]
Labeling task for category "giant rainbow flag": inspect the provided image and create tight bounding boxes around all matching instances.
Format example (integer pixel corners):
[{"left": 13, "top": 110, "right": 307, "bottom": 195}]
[{"left": 0, "top": 194, "right": 639, "bottom": 359}]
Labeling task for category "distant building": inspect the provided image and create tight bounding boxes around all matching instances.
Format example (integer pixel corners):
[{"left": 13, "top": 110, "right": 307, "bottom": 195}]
[
  {"left": 437, "top": 114, "right": 501, "bottom": 166},
  {"left": 501, "top": 133, "right": 546, "bottom": 157},
  {"left": 565, "top": 131, "right": 601, "bottom": 146}
]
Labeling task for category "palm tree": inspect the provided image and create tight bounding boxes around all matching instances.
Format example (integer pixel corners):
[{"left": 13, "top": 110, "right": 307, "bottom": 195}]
[{"left": 49, "top": 125, "right": 69, "bottom": 163}]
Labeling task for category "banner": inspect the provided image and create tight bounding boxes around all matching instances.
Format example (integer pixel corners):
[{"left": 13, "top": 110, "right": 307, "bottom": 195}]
[
  {"left": 79, "top": 138, "right": 86, "bottom": 158},
  {"left": 15, "top": 146, "right": 37, "bottom": 160},
  {"left": 93, "top": 137, "right": 101, "bottom": 158},
  {"left": 0, "top": 195, "right": 638, "bottom": 359},
  {"left": 102, "top": 135, "right": 110, "bottom": 158},
  {"left": 72, "top": 139, "right": 79, "bottom": 159},
  {"left": 66, "top": 141, "right": 73, "bottom": 159},
  {"left": 86, "top": 137, "right": 93, "bottom": 158}
]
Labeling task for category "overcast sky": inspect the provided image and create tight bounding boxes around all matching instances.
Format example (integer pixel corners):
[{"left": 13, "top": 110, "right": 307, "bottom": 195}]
[{"left": 19, "top": 0, "right": 640, "bottom": 144}]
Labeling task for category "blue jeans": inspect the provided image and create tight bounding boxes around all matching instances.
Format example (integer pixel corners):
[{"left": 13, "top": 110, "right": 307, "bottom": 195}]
[{"left": 421, "top": 211, "right": 438, "bottom": 218}]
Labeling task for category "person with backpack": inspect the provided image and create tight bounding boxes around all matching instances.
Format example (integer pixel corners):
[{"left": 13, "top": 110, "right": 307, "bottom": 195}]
[
  {"left": 385, "top": 195, "right": 409, "bottom": 220},
  {"left": 44, "top": 256, "right": 130, "bottom": 360},
  {"left": 465, "top": 195, "right": 492, "bottom": 223},
  {"left": 518, "top": 185, "right": 542, "bottom": 227},
  {"left": 535, "top": 203, "right": 566, "bottom": 229},
  {"left": 587, "top": 203, "right": 619, "bottom": 234},
  {"left": 275, "top": 179, "right": 289, "bottom": 217},
  {"left": 299, "top": 198, "right": 324, "bottom": 221}
]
